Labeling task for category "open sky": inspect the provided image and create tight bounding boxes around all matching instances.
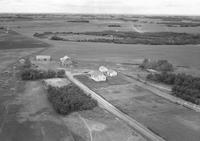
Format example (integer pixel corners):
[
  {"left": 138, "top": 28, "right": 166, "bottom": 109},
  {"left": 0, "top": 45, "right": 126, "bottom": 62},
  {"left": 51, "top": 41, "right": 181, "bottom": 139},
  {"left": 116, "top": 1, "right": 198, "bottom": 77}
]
[{"left": 0, "top": 0, "right": 200, "bottom": 15}]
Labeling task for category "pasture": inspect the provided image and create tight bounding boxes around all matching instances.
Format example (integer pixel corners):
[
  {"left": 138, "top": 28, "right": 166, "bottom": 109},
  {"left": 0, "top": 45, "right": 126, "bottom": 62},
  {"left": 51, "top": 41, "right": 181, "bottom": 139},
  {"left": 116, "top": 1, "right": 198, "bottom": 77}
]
[
  {"left": 1, "top": 14, "right": 200, "bottom": 141},
  {"left": 74, "top": 73, "right": 129, "bottom": 89},
  {"left": 95, "top": 83, "right": 200, "bottom": 141},
  {"left": 0, "top": 29, "right": 49, "bottom": 50}
]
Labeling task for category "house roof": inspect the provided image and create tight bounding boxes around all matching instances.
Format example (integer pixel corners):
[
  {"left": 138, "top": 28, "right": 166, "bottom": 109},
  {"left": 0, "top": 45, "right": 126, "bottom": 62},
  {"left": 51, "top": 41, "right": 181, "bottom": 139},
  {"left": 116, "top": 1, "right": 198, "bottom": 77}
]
[
  {"left": 99, "top": 66, "right": 108, "bottom": 72},
  {"left": 90, "top": 71, "right": 105, "bottom": 77}
]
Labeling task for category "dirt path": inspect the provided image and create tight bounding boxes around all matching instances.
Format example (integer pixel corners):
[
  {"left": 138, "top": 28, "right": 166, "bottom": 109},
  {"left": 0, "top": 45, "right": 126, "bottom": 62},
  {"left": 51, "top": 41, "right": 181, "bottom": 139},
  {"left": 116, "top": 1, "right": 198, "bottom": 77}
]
[{"left": 65, "top": 71, "right": 165, "bottom": 141}]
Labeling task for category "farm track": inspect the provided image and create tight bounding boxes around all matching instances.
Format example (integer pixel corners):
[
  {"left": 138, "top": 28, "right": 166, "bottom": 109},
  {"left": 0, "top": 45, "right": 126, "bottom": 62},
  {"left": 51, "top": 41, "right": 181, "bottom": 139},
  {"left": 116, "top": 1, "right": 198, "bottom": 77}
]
[{"left": 65, "top": 71, "right": 165, "bottom": 141}]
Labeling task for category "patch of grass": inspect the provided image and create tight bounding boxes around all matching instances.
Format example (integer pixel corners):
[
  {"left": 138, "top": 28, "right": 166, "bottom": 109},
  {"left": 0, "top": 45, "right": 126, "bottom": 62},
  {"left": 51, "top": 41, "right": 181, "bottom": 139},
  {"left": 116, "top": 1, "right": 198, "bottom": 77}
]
[
  {"left": 0, "top": 30, "right": 49, "bottom": 50},
  {"left": 75, "top": 74, "right": 129, "bottom": 89}
]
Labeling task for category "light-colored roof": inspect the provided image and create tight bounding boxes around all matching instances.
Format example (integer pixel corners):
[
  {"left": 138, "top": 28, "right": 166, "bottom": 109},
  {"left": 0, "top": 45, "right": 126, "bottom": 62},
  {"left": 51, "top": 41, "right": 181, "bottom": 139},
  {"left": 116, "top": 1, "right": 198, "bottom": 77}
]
[
  {"left": 62, "top": 56, "right": 70, "bottom": 60},
  {"left": 99, "top": 66, "right": 108, "bottom": 72},
  {"left": 90, "top": 71, "right": 105, "bottom": 77}
]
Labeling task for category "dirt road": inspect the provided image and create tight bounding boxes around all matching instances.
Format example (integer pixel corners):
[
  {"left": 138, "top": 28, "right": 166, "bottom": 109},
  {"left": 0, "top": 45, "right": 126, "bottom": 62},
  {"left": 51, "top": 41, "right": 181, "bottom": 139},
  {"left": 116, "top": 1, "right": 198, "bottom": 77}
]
[{"left": 65, "top": 71, "right": 165, "bottom": 141}]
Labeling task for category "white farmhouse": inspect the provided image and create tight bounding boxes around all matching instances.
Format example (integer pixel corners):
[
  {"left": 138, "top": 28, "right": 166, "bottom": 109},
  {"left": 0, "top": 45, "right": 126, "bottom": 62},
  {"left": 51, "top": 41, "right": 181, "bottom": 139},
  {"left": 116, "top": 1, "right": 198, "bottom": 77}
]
[
  {"left": 19, "top": 58, "right": 25, "bottom": 64},
  {"left": 89, "top": 71, "right": 106, "bottom": 82},
  {"left": 99, "top": 66, "right": 108, "bottom": 73},
  {"left": 36, "top": 55, "right": 51, "bottom": 61},
  {"left": 60, "top": 56, "right": 72, "bottom": 66},
  {"left": 106, "top": 69, "right": 117, "bottom": 77}
]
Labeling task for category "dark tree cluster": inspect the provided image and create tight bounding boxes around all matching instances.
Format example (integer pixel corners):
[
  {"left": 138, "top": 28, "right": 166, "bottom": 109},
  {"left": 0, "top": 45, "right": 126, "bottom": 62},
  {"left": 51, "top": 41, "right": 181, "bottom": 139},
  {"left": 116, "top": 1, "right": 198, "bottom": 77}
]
[
  {"left": 47, "top": 84, "right": 97, "bottom": 115},
  {"left": 21, "top": 69, "right": 65, "bottom": 80},
  {"left": 147, "top": 72, "right": 200, "bottom": 105},
  {"left": 147, "top": 72, "right": 176, "bottom": 84},
  {"left": 50, "top": 35, "right": 65, "bottom": 41},
  {"left": 139, "top": 59, "right": 174, "bottom": 72},
  {"left": 20, "top": 58, "right": 65, "bottom": 80},
  {"left": 80, "top": 31, "right": 200, "bottom": 45}
]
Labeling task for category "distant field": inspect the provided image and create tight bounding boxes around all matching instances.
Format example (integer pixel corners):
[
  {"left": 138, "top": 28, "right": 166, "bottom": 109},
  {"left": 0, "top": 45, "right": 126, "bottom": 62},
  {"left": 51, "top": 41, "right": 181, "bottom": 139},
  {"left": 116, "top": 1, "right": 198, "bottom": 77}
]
[
  {"left": 0, "top": 48, "right": 43, "bottom": 72},
  {"left": 0, "top": 29, "right": 49, "bottom": 49}
]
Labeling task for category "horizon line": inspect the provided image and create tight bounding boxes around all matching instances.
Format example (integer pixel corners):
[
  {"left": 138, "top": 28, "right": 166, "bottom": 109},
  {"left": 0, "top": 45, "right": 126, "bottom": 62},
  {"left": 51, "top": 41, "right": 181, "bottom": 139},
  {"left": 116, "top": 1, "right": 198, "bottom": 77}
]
[{"left": 0, "top": 12, "right": 200, "bottom": 17}]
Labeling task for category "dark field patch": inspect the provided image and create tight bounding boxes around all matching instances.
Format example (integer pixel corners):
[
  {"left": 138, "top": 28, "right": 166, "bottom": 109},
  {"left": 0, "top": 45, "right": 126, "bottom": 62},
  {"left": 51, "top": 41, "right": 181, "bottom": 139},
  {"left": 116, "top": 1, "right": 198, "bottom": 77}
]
[
  {"left": 74, "top": 74, "right": 130, "bottom": 89},
  {"left": 0, "top": 30, "right": 49, "bottom": 50}
]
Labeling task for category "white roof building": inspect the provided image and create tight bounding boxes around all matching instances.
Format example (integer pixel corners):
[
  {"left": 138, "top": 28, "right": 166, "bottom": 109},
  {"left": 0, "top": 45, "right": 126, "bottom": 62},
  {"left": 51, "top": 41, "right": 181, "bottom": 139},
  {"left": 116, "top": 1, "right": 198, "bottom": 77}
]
[
  {"left": 99, "top": 66, "right": 108, "bottom": 73},
  {"left": 36, "top": 55, "right": 51, "bottom": 61},
  {"left": 19, "top": 58, "right": 25, "bottom": 64},
  {"left": 60, "top": 56, "right": 72, "bottom": 66},
  {"left": 106, "top": 70, "right": 117, "bottom": 77},
  {"left": 89, "top": 71, "right": 106, "bottom": 82}
]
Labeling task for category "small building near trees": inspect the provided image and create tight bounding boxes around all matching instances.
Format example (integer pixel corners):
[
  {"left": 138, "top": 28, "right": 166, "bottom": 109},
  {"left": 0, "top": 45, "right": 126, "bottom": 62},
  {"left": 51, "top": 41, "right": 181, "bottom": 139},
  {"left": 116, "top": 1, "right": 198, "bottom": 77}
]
[
  {"left": 36, "top": 55, "right": 51, "bottom": 61},
  {"left": 60, "top": 56, "right": 72, "bottom": 67},
  {"left": 99, "top": 66, "right": 108, "bottom": 73}
]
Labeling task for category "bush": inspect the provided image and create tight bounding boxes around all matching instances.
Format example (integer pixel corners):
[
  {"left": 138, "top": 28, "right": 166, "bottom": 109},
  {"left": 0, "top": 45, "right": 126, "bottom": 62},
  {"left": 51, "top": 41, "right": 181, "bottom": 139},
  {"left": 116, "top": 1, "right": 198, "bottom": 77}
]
[
  {"left": 47, "top": 84, "right": 97, "bottom": 115},
  {"left": 139, "top": 59, "right": 174, "bottom": 72},
  {"left": 146, "top": 72, "right": 200, "bottom": 105},
  {"left": 51, "top": 35, "right": 65, "bottom": 41},
  {"left": 57, "top": 69, "right": 65, "bottom": 78},
  {"left": 21, "top": 68, "right": 58, "bottom": 80}
]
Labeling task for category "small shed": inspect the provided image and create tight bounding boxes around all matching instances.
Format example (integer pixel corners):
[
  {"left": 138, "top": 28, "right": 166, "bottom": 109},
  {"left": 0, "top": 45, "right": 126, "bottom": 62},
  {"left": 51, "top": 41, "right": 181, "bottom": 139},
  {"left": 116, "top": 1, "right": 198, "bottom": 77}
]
[
  {"left": 36, "top": 55, "right": 51, "bottom": 61},
  {"left": 99, "top": 66, "right": 108, "bottom": 73},
  {"left": 89, "top": 71, "right": 106, "bottom": 82},
  {"left": 19, "top": 58, "right": 25, "bottom": 64},
  {"left": 60, "top": 56, "right": 72, "bottom": 66},
  {"left": 106, "top": 69, "right": 117, "bottom": 77}
]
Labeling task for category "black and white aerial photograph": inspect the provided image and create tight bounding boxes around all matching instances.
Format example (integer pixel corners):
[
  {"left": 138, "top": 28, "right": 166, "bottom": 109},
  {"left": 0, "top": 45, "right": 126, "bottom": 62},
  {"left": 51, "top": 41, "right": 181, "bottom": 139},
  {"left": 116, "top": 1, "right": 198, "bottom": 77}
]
[{"left": 1, "top": 0, "right": 200, "bottom": 141}]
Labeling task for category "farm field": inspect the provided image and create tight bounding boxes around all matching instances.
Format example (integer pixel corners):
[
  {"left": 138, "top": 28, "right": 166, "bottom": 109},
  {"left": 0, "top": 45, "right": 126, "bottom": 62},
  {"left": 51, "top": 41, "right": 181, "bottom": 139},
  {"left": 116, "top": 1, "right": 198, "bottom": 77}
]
[
  {"left": 74, "top": 74, "right": 130, "bottom": 89},
  {"left": 95, "top": 82, "right": 200, "bottom": 141},
  {"left": 1, "top": 14, "right": 200, "bottom": 141},
  {"left": 7, "top": 15, "right": 200, "bottom": 69},
  {"left": 0, "top": 29, "right": 49, "bottom": 49},
  {"left": 0, "top": 48, "right": 42, "bottom": 72},
  {"left": 0, "top": 78, "right": 147, "bottom": 141}
]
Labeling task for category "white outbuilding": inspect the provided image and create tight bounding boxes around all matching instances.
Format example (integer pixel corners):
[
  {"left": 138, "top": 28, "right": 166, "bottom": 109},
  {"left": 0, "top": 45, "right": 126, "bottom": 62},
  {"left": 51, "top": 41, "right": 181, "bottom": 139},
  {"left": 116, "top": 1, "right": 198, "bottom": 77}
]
[
  {"left": 60, "top": 56, "right": 72, "bottom": 66},
  {"left": 19, "top": 58, "right": 25, "bottom": 64},
  {"left": 89, "top": 71, "right": 106, "bottom": 82},
  {"left": 106, "top": 69, "right": 117, "bottom": 77},
  {"left": 99, "top": 66, "right": 108, "bottom": 73},
  {"left": 36, "top": 55, "right": 51, "bottom": 61}
]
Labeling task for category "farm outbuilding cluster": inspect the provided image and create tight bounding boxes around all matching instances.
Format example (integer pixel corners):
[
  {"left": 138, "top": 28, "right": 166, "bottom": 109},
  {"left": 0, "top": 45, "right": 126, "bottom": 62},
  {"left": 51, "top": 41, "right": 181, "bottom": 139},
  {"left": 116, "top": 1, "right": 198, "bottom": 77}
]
[
  {"left": 89, "top": 66, "right": 118, "bottom": 82},
  {"left": 60, "top": 55, "right": 72, "bottom": 67},
  {"left": 99, "top": 66, "right": 118, "bottom": 77},
  {"left": 89, "top": 70, "right": 107, "bottom": 82}
]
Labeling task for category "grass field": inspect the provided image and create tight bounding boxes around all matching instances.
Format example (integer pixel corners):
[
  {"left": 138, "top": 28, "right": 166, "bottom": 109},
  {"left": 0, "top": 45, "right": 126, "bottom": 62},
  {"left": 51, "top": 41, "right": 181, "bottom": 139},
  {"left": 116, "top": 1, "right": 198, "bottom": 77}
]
[
  {"left": 95, "top": 83, "right": 200, "bottom": 141},
  {"left": 0, "top": 29, "right": 49, "bottom": 50},
  {"left": 74, "top": 74, "right": 130, "bottom": 89},
  {"left": 1, "top": 14, "right": 200, "bottom": 141},
  {"left": 0, "top": 78, "right": 147, "bottom": 141}
]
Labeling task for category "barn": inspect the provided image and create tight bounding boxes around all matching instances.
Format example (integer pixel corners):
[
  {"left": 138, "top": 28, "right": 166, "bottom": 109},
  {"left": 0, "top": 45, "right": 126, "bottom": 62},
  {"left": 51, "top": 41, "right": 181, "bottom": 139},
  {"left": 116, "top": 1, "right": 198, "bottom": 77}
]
[
  {"left": 106, "top": 69, "right": 117, "bottom": 77},
  {"left": 99, "top": 66, "right": 108, "bottom": 73},
  {"left": 36, "top": 55, "right": 51, "bottom": 61},
  {"left": 60, "top": 56, "right": 72, "bottom": 66}
]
